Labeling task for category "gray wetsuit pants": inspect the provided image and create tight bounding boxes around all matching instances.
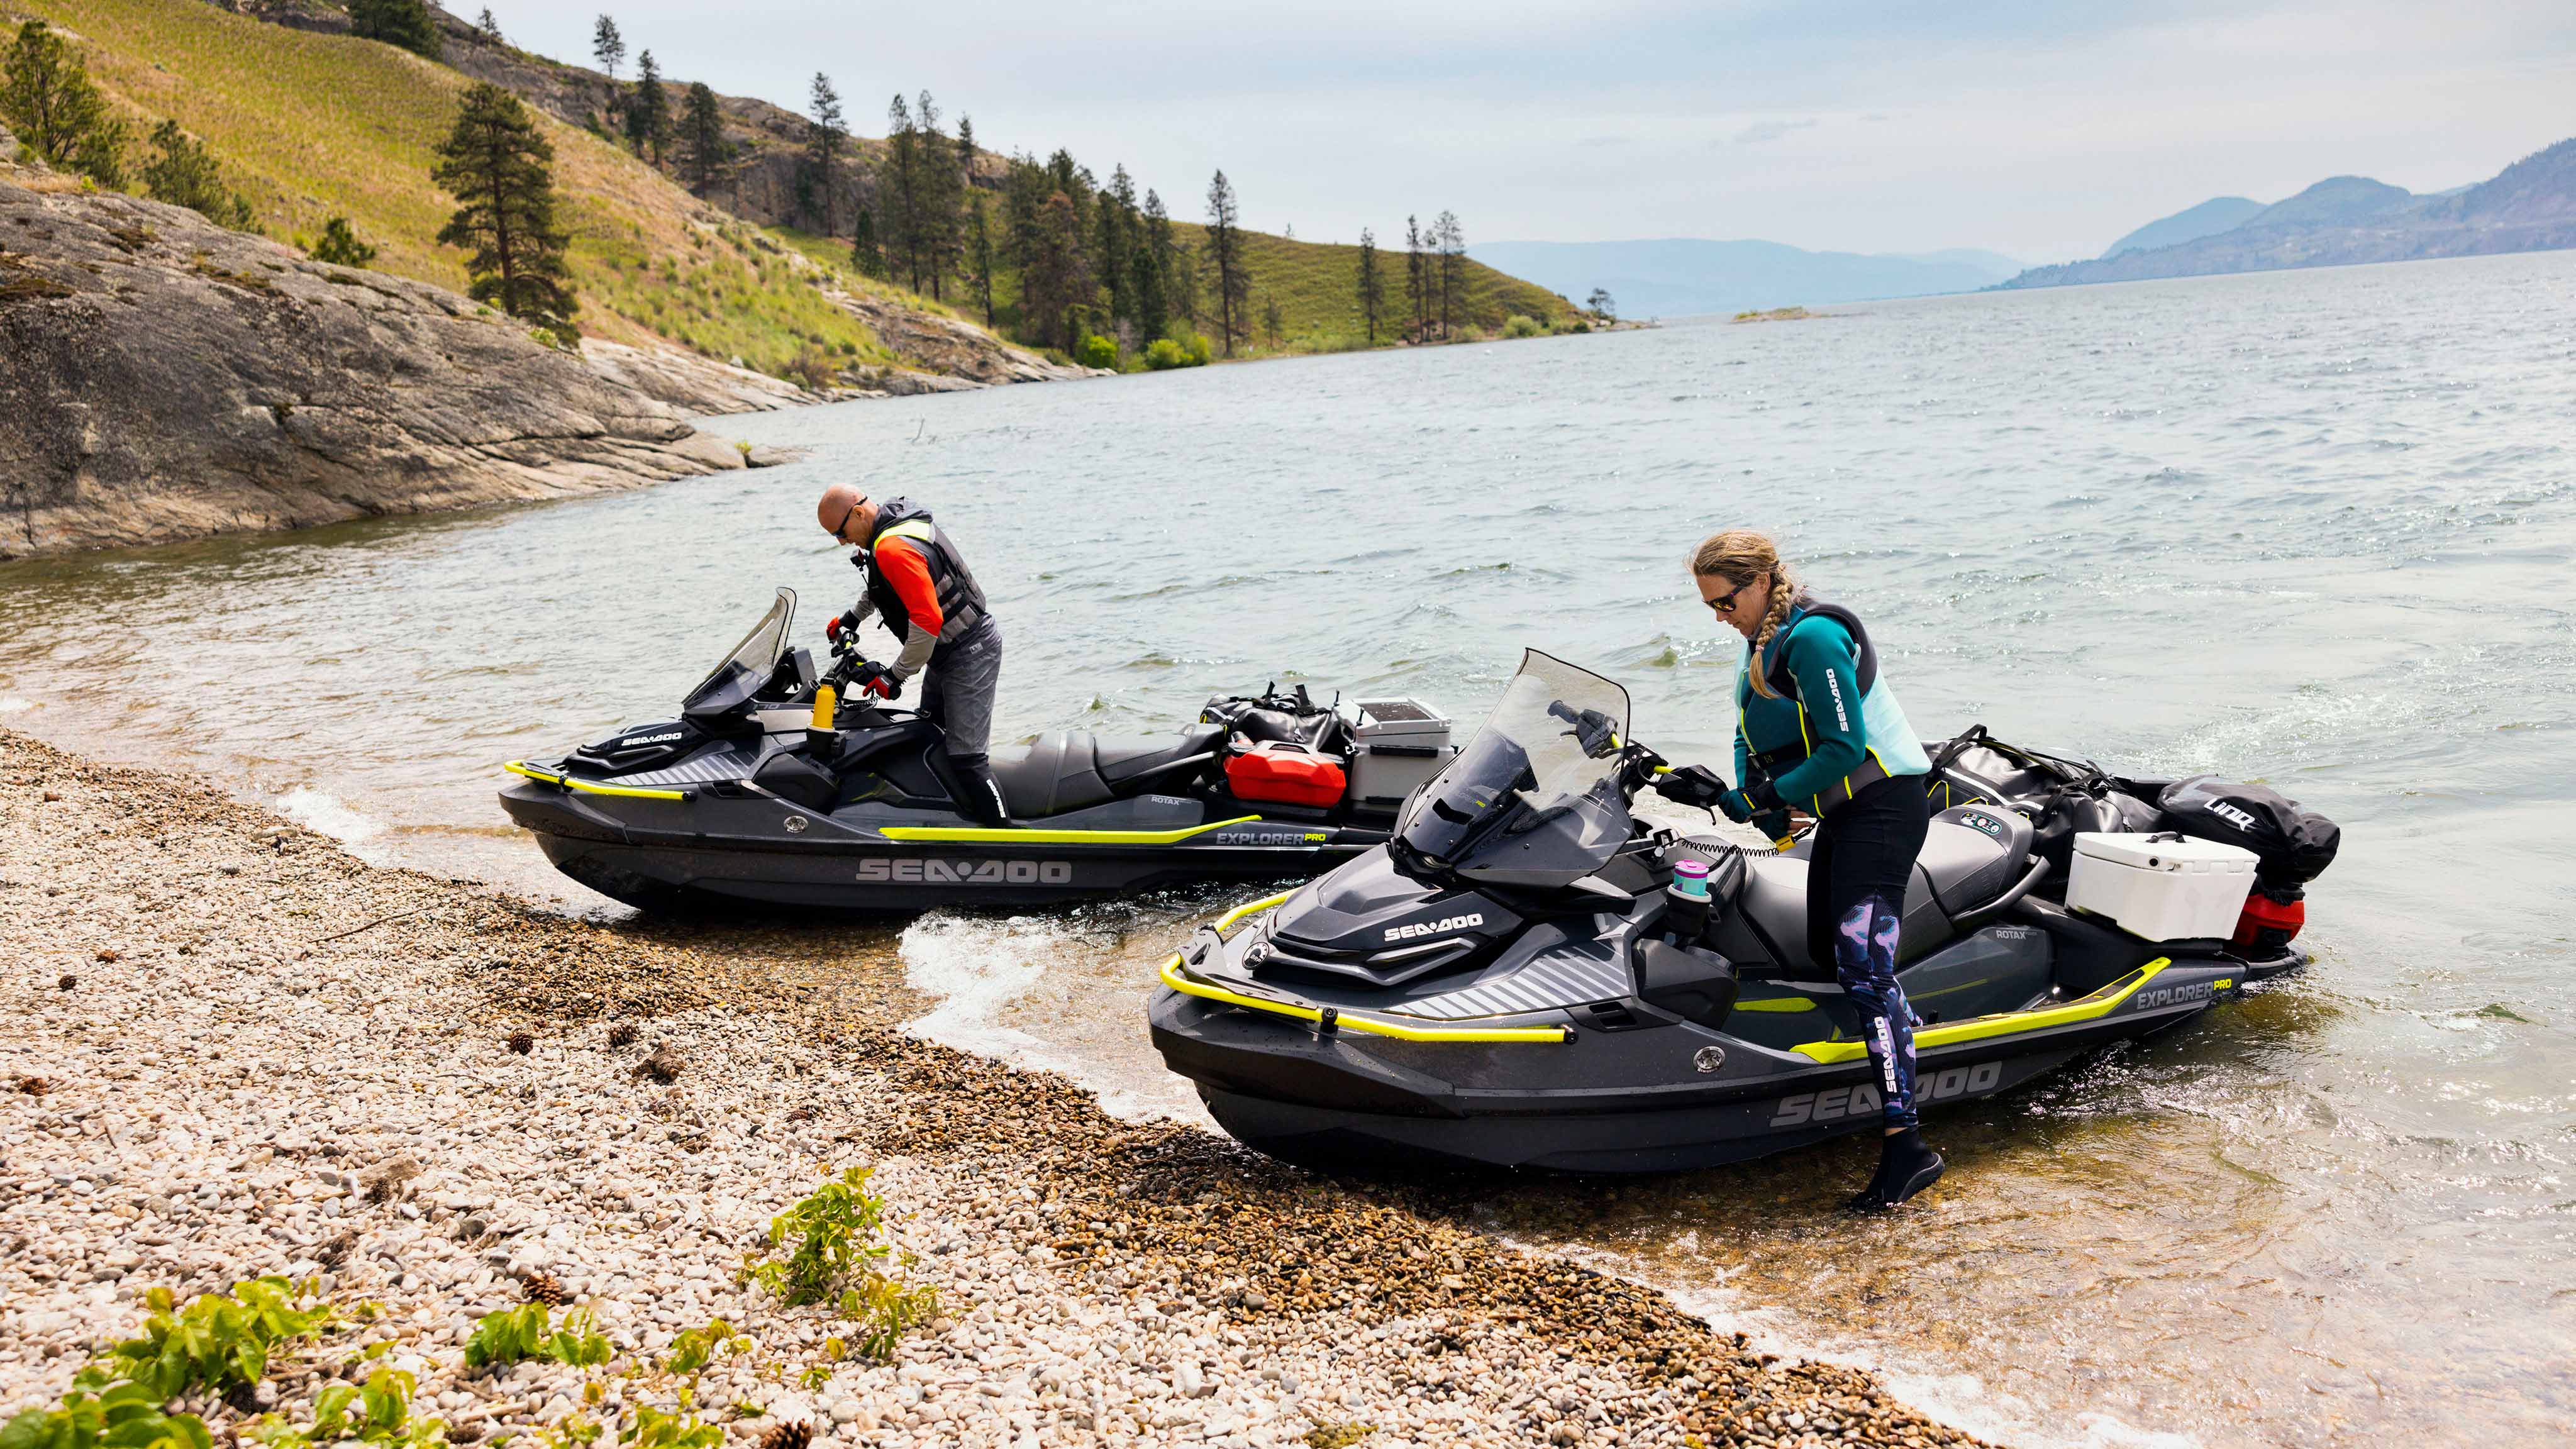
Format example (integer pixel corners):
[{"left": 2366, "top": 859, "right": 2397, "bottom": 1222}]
[{"left": 917, "top": 617, "right": 1006, "bottom": 823}]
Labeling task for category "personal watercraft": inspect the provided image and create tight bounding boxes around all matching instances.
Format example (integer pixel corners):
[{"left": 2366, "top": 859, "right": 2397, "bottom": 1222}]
[
  {"left": 1149, "top": 650, "right": 2329, "bottom": 1174},
  {"left": 497, "top": 589, "right": 1455, "bottom": 911}
]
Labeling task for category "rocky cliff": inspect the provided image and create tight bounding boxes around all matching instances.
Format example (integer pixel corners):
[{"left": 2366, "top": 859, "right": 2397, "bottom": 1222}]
[
  {"left": 0, "top": 173, "right": 752, "bottom": 560},
  {"left": 2001, "top": 140, "right": 2576, "bottom": 290}
]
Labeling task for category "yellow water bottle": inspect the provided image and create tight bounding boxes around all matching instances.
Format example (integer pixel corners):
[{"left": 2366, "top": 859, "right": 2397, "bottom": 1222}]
[{"left": 810, "top": 682, "right": 838, "bottom": 731}]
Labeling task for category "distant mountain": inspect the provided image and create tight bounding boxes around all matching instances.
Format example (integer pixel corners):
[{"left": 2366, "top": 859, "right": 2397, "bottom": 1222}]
[
  {"left": 2002, "top": 139, "right": 2576, "bottom": 291},
  {"left": 2101, "top": 197, "right": 2265, "bottom": 258},
  {"left": 1467, "top": 238, "right": 2023, "bottom": 318}
]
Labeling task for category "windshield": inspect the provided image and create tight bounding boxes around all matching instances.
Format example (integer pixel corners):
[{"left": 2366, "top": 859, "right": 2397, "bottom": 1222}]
[
  {"left": 681, "top": 587, "right": 796, "bottom": 716},
  {"left": 1396, "top": 650, "right": 1635, "bottom": 885}
]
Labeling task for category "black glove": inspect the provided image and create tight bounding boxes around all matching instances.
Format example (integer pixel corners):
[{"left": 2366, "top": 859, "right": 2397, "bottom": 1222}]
[
  {"left": 1653, "top": 764, "right": 1728, "bottom": 809},
  {"left": 851, "top": 660, "right": 902, "bottom": 699},
  {"left": 1714, "top": 788, "right": 1757, "bottom": 824}
]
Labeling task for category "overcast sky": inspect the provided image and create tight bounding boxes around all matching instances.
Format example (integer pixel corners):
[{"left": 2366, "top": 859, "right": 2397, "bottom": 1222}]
[{"left": 482, "top": 1, "right": 2575, "bottom": 263}]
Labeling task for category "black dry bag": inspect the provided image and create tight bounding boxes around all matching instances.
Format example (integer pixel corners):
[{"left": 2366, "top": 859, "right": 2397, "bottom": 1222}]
[{"left": 2156, "top": 775, "right": 2340, "bottom": 889}]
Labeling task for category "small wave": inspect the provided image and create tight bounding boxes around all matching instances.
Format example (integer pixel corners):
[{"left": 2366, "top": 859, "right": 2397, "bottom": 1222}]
[
  {"left": 274, "top": 785, "right": 384, "bottom": 843},
  {"left": 895, "top": 911, "right": 1111, "bottom": 1084},
  {"left": 0, "top": 697, "right": 35, "bottom": 716}
]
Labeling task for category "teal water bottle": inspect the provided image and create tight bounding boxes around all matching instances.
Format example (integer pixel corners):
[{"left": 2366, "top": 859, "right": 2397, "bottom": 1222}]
[{"left": 1665, "top": 858, "right": 1712, "bottom": 943}]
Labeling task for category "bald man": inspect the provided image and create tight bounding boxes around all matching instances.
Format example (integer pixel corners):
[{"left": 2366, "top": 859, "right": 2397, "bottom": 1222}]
[{"left": 817, "top": 484, "right": 1009, "bottom": 826}]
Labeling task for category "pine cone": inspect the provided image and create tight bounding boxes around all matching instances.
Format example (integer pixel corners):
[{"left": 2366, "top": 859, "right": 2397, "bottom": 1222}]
[
  {"left": 506, "top": 1030, "right": 535, "bottom": 1055},
  {"left": 519, "top": 1269, "right": 566, "bottom": 1306},
  {"left": 607, "top": 1022, "right": 639, "bottom": 1049},
  {"left": 633, "top": 1043, "right": 683, "bottom": 1085},
  {"left": 14, "top": 1076, "right": 50, "bottom": 1097},
  {"left": 754, "top": 1421, "right": 813, "bottom": 1449}
]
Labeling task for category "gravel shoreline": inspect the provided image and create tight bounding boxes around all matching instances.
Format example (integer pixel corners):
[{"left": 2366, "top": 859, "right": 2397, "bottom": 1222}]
[{"left": 0, "top": 728, "right": 1986, "bottom": 1449}]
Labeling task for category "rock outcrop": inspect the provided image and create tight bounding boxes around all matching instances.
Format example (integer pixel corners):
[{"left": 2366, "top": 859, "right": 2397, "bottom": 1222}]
[{"left": 0, "top": 175, "right": 749, "bottom": 561}]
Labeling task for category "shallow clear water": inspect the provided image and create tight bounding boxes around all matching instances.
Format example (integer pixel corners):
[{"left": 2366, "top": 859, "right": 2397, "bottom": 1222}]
[{"left": 6, "top": 250, "right": 2573, "bottom": 1446}]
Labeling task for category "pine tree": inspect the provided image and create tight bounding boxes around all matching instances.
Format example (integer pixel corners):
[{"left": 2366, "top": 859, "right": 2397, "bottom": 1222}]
[
  {"left": 1126, "top": 178, "right": 1167, "bottom": 343},
  {"left": 851, "top": 204, "right": 886, "bottom": 280},
  {"left": 475, "top": 9, "right": 503, "bottom": 43},
  {"left": 1403, "top": 214, "right": 1426, "bottom": 341},
  {"left": 1585, "top": 287, "right": 1616, "bottom": 321},
  {"left": 1355, "top": 226, "right": 1384, "bottom": 343},
  {"left": 433, "top": 82, "right": 577, "bottom": 339},
  {"left": 680, "top": 81, "right": 726, "bottom": 195},
  {"left": 1023, "top": 189, "right": 1090, "bottom": 351},
  {"left": 1096, "top": 164, "right": 1135, "bottom": 331},
  {"left": 140, "top": 119, "right": 250, "bottom": 228},
  {"left": 349, "top": 0, "right": 441, "bottom": 61},
  {"left": 883, "top": 92, "right": 918, "bottom": 287},
  {"left": 1, "top": 20, "right": 125, "bottom": 189},
  {"left": 799, "top": 73, "right": 845, "bottom": 236},
  {"left": 967, "top": 192, "right": 997, "bottom": 327},
  {"left": 1143, "top": 187, "right": 1192, "bottom": 328},
  {"left": 913, "top": 91, "right": 958, "bottom": 299},
  {"left": 591, "top": 14, "right": 625, "bottom": 78},
  {"left": 1260, "top": 294, "right": 1285, "bottom": 350},
  {"left": 308, "top": 216, "right": 377, "bottom": 268},
  {"left": 625, "top": 50, "right": 669, "bottom": 164},
  {"left": 1435, "top": 211, "right": 1465, "bottom": 340},
  {"left": 1204, "top": 169, "right": 1249, "bottom": 357}
]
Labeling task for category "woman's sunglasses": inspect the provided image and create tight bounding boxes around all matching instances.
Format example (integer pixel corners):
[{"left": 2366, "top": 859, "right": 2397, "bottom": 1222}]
[{"left": 1703, "top": 582, "right": 1752, "bottom": 614}]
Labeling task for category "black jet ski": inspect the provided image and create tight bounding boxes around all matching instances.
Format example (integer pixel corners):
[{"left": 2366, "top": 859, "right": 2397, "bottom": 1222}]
[
  {"left": 1149, "top": 650, "right": 2329, "bottom": 1174},
  {"left": 498, "top": 589, "right": 1454, "bottom": 911}
]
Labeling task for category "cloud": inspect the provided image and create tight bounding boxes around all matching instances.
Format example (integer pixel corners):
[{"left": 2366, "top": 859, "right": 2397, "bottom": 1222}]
[{"left": 1734, "top": 118, "right": 1820, "bottom": 145}]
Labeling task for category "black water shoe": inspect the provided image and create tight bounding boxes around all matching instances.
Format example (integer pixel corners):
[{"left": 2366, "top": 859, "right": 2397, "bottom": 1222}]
[{"left": 1846, "top": 1128, "right": 1944, "bottom": 1212}]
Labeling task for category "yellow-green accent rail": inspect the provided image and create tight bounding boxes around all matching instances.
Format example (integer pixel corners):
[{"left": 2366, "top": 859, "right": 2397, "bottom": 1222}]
[
  {"left": 1158, "top": 955, "right": 1574, "bottom": 1044},
  {"left": 1789, "top": 958, "right": 2175, "bottom": 1063},
  {"left": 1159, "top": 887, "right": 1572, "bottom": 1044},
  {"left": 880, "top": 814, "right": 1266, "bottom": 845},
  {"left": 504, "top": 761, "right": 688, "bottom": 802}
]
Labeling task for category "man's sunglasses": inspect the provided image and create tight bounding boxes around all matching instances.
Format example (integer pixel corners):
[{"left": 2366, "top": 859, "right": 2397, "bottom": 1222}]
[{"left": 831, "top": 497, "right": 870, "bottom": 540}]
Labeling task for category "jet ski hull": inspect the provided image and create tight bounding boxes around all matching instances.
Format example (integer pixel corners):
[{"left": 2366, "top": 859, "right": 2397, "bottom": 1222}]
[
  {"left": 1150, "top": 935, "right": 2292, "bottom": 1174},
  {"left": 501, "top": 779, "right": 1384, "bottom": 912}
]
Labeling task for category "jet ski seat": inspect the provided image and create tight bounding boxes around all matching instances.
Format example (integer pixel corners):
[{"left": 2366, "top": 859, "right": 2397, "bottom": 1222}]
[
  {"left": 988, "top": 725, "right": 1224, "bottom": 818},
  {"left": 1725, "top": 809, "right": 2035, "bottom": 979}
]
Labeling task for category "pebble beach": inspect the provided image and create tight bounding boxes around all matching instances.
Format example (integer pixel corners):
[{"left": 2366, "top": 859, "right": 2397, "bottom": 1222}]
[{"left": 0, "top": 728, "right": 1984, "bottom": 1449}]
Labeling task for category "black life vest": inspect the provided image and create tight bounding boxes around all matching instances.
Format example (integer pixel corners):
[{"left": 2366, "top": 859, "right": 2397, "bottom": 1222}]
[{"left": 858, "top": 498, "right": 991, "bottom": 643}]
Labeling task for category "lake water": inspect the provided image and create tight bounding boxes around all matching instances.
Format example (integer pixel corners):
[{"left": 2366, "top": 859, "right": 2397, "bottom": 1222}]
[{"left": 6, "top": 250, "right": 2573, "bottom": 1447}]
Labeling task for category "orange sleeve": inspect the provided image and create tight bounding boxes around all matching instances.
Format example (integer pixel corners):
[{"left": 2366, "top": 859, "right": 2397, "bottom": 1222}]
[{"left": 875, "top": 538, "right": 944, "bottom": 635}]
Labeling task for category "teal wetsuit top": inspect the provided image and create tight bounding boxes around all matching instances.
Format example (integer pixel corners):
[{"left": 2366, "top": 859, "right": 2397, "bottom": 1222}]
[{"left": 1733, "top": 604, "right": 1932, "bottom": 838}]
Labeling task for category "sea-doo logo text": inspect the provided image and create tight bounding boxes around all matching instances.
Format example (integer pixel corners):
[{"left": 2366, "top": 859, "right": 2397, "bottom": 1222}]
[
  {"left": 2207, "top": 801, "right": 2258, "bottom": 831},
  {"left": 857, "top": 858, "right": 1074, "bottom": 885},
  {"left": 2134, "top": 981, "right": 2213, "bottom": 1009},
  {"left": 1769, "top": 1060, "right": 2003, "bottom": 1126},
  {"left": 622, "top": 730, "right": 684, "bottom": 747},
  {"left": 1823, "top": 670, "right": 1849, "bottom": 731},
  {"left": 1385, "top": 913, "right": 1484, "bottom": 943}
]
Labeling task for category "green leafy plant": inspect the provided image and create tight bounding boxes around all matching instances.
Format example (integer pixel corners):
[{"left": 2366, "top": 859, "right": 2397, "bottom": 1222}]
[
  {"left": 308, "top": 218, "right": 377, "bottom": 269},
  {"left": 1075, "top": 333, "right": 1118, "bottom": 369},
  {"left": 106, "top": 1278, "right": 333, "bottom": 1399},
  {"left": 748, "top": 1167, "right": 890, "bottom": 1306},
  {"left": 0, "top": 1372, "right": 213, "bottom": 1449},
  {"left": 619, "top": 1408, "right": 720, "bottom": 1449},
  {"left": 248, "top": 1368, "right": 442, "bottom": 1449},
  {"left": 657, "top": 1318, "right": 748, "bottom": 1377},
  {"left": 835, "top": 1275, "right": 940, "bottom": 1363},
  {"left": 464, "top": 1306, "right": 611, "bottom": 1369},
  {"left": 1502, "top": 313, "right": 1546, "bottom": 339},
  {"left": 745, "top": 1167, "right": 936, "bottom": 1360}
]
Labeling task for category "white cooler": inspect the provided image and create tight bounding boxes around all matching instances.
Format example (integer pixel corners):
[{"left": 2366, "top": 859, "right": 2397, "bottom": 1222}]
[{"left": 2066, "top": 831, "right": 2258, "bottom": 942}]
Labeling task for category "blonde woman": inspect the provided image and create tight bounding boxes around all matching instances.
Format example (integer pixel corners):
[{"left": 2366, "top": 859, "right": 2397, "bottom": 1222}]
[{"left": 1658, "top": 530, "right": 1944, "bottom": 1209}]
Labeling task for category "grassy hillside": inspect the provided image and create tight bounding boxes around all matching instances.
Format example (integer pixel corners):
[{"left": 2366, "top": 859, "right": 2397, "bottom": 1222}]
[
  {"left": 1174, "top": 223, "right": 1576, "bottom": 354},
  {"left": 19, "top": 0, "right": 944, "bottom": 375}
]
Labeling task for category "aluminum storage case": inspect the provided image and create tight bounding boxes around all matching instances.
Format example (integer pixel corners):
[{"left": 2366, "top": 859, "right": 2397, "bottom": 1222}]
[{"left": 1346, "top": 698, "right": 1454, "bottom": 811}]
